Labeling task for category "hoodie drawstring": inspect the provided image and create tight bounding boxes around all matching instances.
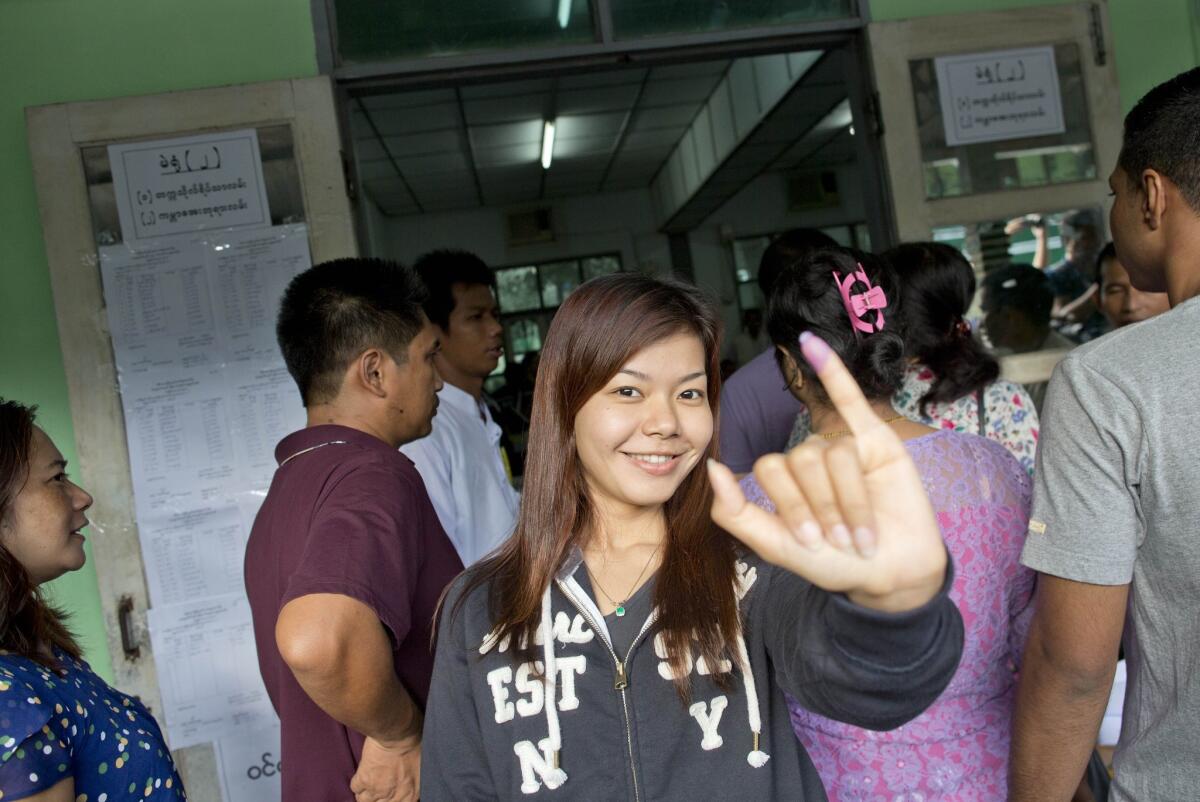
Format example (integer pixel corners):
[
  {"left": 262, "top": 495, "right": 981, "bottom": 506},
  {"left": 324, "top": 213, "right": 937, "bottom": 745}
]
[
  {"left": 734, "top": 610, "right": 771, "bottom": 768},
  {"left": 538, "top": 585, "right": 569, "bottom": 789}
]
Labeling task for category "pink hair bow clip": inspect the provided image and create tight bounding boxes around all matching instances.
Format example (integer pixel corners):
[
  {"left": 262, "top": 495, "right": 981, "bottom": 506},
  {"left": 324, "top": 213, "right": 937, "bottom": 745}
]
[{"left": 832, "top": 265, "right": 888, "bottom": 335}]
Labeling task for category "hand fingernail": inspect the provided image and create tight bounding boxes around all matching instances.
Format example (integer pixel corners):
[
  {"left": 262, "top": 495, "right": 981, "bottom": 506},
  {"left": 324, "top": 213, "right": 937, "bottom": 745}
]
[
  {"left": 853, "top": 526, "right": 877, "bottom": 557},
  {"left": 799, "top": 332, "right": 832, "bottom": 371},
  {"left": 796, "top": 521, "right": 824, "bottom": 550},
  {"left": 830, "top": 524, "right": 852, "bottom": 549}
]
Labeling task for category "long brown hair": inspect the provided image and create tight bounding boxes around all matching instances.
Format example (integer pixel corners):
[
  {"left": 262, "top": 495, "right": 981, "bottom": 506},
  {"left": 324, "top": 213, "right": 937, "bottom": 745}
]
[
  {"left": 456, "top": 274, "right": 740, "bottom": 697},
  {"left": 0, "top": 399, "right": 82, "bottom": 668}
]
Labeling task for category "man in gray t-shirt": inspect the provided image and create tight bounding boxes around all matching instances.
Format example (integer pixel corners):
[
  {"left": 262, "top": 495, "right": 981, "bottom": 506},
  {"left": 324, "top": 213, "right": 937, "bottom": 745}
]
[{"left": 1010, "top": 67, "right": 1200, "bottom": 801}]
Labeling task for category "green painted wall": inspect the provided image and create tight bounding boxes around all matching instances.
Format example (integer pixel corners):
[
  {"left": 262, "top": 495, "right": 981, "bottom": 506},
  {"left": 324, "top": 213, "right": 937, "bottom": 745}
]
[
  {"left": 871, "top": 0, "right": 1199, "bottom": 114},
  {"left": 0, "top": 1, "right": 318, "bottom": 680},
  {"left": 1, "top": 0, "right": 1195, "bottom": 679}
]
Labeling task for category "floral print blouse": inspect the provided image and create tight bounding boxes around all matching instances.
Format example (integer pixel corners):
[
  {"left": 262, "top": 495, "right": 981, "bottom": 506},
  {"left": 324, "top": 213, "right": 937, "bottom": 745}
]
[{"left": 789, "top": 363, "right": 1040, "bottom": 476}]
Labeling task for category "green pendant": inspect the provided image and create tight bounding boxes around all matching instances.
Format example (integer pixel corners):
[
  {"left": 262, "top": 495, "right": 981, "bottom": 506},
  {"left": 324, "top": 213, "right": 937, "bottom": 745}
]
[{"left": 615, "top": 604, "right": 626, "bottom": 617}]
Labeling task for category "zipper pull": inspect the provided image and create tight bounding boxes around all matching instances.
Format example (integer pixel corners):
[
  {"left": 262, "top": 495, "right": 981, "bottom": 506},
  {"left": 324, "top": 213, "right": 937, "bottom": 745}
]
[{"left": 614, "top": 660, "right": 629, "bottom": 690}]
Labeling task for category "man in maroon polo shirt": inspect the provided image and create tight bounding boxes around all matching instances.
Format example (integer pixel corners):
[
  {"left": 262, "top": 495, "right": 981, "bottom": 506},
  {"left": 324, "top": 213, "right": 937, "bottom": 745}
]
[{"left": 245, "top": 257, "right": 463, "bottom": 802}]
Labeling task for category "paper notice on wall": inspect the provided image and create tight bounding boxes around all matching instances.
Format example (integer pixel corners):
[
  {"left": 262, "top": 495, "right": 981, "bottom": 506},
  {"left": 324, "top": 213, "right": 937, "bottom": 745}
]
[
  {"left": 99, "top": 224, "right": 309, "bottom": 605},
  {"left": 216, "top": 725, "right": 282, "bottom": 802},
  {"left": 108, "top": 129, "right": 271, "bottom": 245},
  {"left": 147, "top": 594, "right": 277, "bottom": 749},
  {"left": 935, "top": 46, "right": 1067, "bottom": 146}
]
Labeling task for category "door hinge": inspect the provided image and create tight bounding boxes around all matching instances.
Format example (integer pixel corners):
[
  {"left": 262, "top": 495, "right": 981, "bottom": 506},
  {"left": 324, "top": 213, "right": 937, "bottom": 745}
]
[{"left": 1089, "top": 3, "right": 1108, "bottom": 67}]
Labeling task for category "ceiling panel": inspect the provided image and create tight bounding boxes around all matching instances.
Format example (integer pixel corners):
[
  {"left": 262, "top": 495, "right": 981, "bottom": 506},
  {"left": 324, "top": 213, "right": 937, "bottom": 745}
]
[
  {"left": 629, "top": 104, "right": 698, "bottom": 131},
  {"left": 358, "top": 159, "right": 396, "bottom": 181},
  {"left": 350, "top": 51, "right": 848, "bottom": 218},
  {"left": 555, "top": 111, "right": 626, "bottom": 140},
  {"left": 474, "top": 142, "right": 542, "bottom": 168},
  {"left": 460, "top": 78, "right": 553, "bottom": 99},
  {"left": 360, "top": 88, "right": 456, "bottom": 110},
  {"left": 368, "top": 104, "right": 460, "bottom": 135},
  {"left": 557, "top": 83, "right": 642, "bottom": 115},
  {"left": 464, "top": 94, "right": 547, "bottom": 125},
  {"left": 553, "top": 136, "right": 615, "bottom": 160},
  {"left": 469, "top": 120, "right": 543, "bottom": 150},
  {"left": 383, "top": 129, "right": 462, "bottom": 157},
  {"left": 640, "top": 74, "right": 723, "bottom": 106},
  {"left": 394, "top": 151, "right": 469, "bottom": 177}
]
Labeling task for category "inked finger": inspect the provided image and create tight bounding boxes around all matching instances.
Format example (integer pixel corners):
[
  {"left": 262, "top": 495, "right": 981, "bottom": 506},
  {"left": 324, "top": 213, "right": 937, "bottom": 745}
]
[
  {"left": 824, "top": 439, "right": 878, "bottom": 557},
  {"left": 787, "top": 442, "right": 853, "bottom": 550},
  {"left": 753, "top": 453, "right": 822, "bottom": 550}
]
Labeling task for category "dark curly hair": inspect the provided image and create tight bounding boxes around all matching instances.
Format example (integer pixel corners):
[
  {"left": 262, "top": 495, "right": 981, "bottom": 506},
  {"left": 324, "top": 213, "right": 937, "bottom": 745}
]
[
  {"left": 887, "top": 242, "right": 1000, "bottom": 415},
  {"left": 766, "top": 247, "right": 905, "bottom": 405}
]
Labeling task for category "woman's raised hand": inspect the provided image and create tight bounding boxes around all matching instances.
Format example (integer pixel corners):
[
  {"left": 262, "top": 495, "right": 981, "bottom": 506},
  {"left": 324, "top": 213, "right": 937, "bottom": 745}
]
[{"left": 707, "top": 333, "right": 947, "bottom": 613}]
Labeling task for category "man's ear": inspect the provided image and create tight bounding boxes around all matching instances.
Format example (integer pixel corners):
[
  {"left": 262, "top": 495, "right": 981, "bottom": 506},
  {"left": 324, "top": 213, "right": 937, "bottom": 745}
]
[
  {"left": 1142, "top": 169, "right": 1167, "bottom": 231},
  {"left": 354, "top": 348, "right": 389, "bottom": 398}
]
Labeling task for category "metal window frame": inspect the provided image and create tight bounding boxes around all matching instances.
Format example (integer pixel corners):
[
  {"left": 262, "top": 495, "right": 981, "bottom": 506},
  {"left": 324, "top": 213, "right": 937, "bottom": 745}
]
[{"left": 311, "top": 0, "right": 870, "bottom": 89}]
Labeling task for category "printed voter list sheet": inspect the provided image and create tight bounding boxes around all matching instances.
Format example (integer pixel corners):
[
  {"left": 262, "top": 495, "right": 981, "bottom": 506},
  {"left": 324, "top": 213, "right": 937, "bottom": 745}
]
[{"left": 147, "top": 594, "right": 277, "bottom": 750}]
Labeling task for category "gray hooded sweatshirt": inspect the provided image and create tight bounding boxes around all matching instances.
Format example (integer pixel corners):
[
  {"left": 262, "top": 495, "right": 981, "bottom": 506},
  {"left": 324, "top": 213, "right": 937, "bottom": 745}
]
[{"left": 421, "top": 549, "right": 963, "bottom": 801}]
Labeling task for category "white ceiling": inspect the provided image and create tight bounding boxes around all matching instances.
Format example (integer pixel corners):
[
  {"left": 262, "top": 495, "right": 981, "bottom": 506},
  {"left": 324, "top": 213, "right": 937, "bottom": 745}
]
[{"left": 351, "top": 53, "right": 853, "bottom": 218}]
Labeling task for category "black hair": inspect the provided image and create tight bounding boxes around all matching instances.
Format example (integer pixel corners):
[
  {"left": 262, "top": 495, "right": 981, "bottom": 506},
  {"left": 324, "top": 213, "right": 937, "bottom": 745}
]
[
  {"left": 887, "top": 243, "right": 1000, "bottom": 415},
  {"left": 276, "top": 258, "right": 428, "bottom": 406},
  {"left": 981, "top": 264, "right": 1053, "bottom": 326},
  {"left": 413, "top": 249, "right": 496, "bottom": 331},
  {"left": 0, "top": 399, "right": 82, "bottom": 669},
  {"left": 1094, "top": 241, "right": 1119, "bottom": 285},
  {"left": 758, "top": 228, "right": 839, "bottom": 299},
  {"left": 766, "top": 247, "right": 905, "bottom": 404},
  {"left": 1118, "top": 66, "right": 1200, "bottom": 212}
]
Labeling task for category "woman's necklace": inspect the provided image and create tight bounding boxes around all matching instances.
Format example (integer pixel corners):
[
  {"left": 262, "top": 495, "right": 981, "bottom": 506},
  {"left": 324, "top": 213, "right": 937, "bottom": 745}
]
[
  {"left": 586, "top": 543, "right": 661, "bottom": 617},
  {"left": 818, "top": 414, "right": 905, "bottom": 440}
]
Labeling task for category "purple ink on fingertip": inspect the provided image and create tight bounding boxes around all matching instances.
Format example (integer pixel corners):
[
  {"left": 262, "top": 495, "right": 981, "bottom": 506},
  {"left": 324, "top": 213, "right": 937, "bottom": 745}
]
[{"left": 799, "top": 331, "right": 832, "bottom": 371}]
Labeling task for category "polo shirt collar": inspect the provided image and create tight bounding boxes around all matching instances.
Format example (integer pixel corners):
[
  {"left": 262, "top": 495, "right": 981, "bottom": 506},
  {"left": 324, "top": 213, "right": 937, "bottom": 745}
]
[{"left": 275, "top": 423, "right": 396, "bottom": 465}]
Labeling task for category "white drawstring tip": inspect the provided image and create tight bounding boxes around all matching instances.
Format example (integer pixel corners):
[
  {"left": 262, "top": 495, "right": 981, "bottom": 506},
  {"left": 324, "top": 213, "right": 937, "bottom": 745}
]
[
  {"left": 543, "top": 767, "right": 568, "bottom": 789},
  {"left": 747, "top": 750, "right": 771, "bottom": 768}
]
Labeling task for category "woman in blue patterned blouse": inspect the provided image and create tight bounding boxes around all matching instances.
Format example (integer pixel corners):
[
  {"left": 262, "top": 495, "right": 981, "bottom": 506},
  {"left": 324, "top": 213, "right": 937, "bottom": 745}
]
[{"left": 0, "top": 399, "right": 185, "bottom": 801}]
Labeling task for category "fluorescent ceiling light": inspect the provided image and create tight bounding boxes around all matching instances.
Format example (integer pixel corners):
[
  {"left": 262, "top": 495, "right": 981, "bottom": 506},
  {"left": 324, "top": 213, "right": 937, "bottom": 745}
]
[
  {"left": 557, "top": 0, "right": 571, "bottom": 29},
  {"left": 541, "top": 120, "right": 556, "bottom": 170}
]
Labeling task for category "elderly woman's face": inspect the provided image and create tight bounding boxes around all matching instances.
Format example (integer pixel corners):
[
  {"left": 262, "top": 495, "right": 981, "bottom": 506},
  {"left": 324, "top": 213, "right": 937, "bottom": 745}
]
[{"left": 1, "top": 427, "right": 93, "bottom": 585}]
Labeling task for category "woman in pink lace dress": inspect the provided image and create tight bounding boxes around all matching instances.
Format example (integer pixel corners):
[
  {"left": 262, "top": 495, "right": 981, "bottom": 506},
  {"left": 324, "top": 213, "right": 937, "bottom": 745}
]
[{"left": 747, "top": 244, "right": 1034, "bottom": 800}]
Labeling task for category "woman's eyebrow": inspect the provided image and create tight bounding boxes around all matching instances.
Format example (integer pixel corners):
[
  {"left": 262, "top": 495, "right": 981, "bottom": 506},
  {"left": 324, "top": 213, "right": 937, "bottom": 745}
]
[{"left": 617, "top": 368, "right": 706, "bottom": 383}]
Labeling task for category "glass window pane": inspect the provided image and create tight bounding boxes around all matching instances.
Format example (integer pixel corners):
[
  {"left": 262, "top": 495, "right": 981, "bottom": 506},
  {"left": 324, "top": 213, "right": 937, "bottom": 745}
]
[
  {"left": 909, "top": 43, "right": 1097, "bottom": 199},
  {"left": 335, "top": 0, "right": 595, "bottom": 63},
  {"left": 540, "top": 261, "right": 582, "bottom": 307},
  {"left": 732, "top": 236, "right": 770, "bottom": 284},
  {"left": 507, "top": 317, "right": 544, "bottom": 357},
  {"left": 819, "top": 226, "right": 853, "bottom": 247},
  {"left": 582, "top": 254, "right": 621, "bottom": 280},
  {"left": 610, "top": 0, "right": 854, "bottom": 40},
  {"left": 738, "top": 283, "right": 764, "bottom": 311},
  {"left": 496, "top": 266, "right": 541, "bottom": 313}
]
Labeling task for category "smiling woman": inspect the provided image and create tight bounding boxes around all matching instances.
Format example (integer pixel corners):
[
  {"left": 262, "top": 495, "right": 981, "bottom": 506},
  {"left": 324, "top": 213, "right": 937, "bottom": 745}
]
[
  {"left": 0, "top": 399, "right": 186, "bottom": 801},
  {"left": 420, "top": 273, "right": 965, "bottom": 801}
]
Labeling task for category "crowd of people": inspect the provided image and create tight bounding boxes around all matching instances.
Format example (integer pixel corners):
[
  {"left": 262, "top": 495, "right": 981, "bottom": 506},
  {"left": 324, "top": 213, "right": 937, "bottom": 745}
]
[{"left": 1, "top": 66, "right": 1198, "bottom": 802}]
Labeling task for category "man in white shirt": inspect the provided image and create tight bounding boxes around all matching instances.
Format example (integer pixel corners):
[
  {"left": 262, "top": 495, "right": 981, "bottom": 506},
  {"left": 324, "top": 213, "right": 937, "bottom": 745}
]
[{"left": 401, "top": 250, "right": 520, "bottom": 566}]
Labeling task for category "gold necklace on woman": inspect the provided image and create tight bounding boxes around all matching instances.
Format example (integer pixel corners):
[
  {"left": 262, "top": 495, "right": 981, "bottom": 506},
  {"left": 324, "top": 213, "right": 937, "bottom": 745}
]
[
  {"left": 818, "top": 414, "right": 906, "bottom": 440},
  {"left": 586, "top": 543, "right": 661, "bottom": 617}
]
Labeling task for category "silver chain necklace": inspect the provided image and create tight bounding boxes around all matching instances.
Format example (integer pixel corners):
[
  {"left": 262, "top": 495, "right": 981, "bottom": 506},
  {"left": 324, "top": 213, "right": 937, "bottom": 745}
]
[{"left": 279, "top": 440, "right": 349, "bottom": 466}]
